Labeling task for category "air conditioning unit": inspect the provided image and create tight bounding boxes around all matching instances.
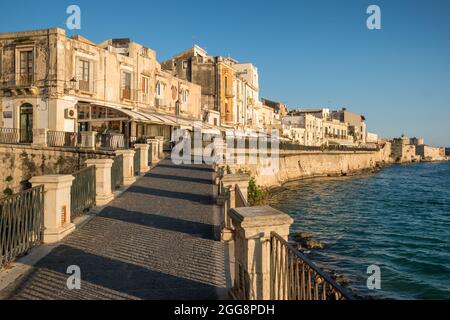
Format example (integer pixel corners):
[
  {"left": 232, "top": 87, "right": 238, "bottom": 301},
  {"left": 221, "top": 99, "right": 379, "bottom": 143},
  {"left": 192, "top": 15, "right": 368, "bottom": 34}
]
[{"left": 64, "top": 108, "right": 77, "bottom": 119}]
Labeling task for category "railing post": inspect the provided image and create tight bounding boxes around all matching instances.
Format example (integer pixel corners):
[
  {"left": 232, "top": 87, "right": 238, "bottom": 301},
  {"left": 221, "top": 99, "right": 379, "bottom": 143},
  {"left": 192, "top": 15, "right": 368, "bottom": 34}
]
[
  {"left": 85, "top": 159, "right": 114, "bottom": 206},
  {"left": 29, "top": 175, "right": 76, "bottom": 244},
  {"left": 147, "top": 139, "right": 160, "bottom": 164},
  {"left": 32, "top": 128, "right": 48, "bottom": 147},
  {"left": 134, "top": 144, "right": 150, "bottom": 173},
  {"left": 115, "top": 149, "right": 136, "bottom": 186},
  {"left": 80, "top": 131, "right": 97, "bottom": 150},
  {"left": 155, "top": 136, "right": 165, "bottom": 158},
  {"left": 229, "top": 206, "right": 293, "bottom": 300},
  {"left": 221, "top": 174, "right": 250, "bottom": 208}
]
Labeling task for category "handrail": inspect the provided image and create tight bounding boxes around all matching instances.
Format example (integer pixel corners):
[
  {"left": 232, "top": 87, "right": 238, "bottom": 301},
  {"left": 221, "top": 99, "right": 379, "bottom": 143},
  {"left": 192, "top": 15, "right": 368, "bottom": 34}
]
[{"left": 270, "top": 232, "right": 353, "bottom": 300}]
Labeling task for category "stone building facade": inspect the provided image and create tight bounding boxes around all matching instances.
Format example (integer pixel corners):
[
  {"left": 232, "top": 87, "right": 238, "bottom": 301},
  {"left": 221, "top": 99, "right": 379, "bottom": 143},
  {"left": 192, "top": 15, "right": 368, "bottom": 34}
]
[
  {"left": 161, "top": 46, "right": 264, "bottom": 130},
  {"left": 332, "top": 108, "right": 367, "bottom": 144},
  {"left": 391, "top": 137, "right": 420, "bottom": 163},
  {"left": 0, "top": 28, "right": 202, "bottom": 146}
]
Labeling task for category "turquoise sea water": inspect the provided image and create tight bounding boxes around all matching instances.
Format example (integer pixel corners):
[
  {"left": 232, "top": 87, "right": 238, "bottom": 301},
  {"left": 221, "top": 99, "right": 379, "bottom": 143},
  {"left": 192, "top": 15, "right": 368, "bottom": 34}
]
[{"left": 268, "top": 162, "right": 450, "bottom": 300}]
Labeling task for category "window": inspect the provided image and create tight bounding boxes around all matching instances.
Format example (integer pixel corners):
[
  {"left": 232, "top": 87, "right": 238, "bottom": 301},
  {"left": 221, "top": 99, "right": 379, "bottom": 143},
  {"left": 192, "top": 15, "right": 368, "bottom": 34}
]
[
  {"left": 224, "top": 76, "right": 228, "bottom": 95},
  {"left": 141, "top": 76, "right": 149, "bottom": 94},
  {"left": 19, "top": 50, "right": 33, "bottom": 85},
  {"left": 156, "top": 81, "right": 165, "bottom": 98},
  {"left": 181, "top": 89, "right": 188, "bottom": 105},
  {"left": 78, "top": 59, "right": 90, "bottom": 91},
  {"left": 121, "top": 71, "right": 132, "bottom": 99},
  {"left": 182, "top": 60, "right": 189, "bottom": 69}
]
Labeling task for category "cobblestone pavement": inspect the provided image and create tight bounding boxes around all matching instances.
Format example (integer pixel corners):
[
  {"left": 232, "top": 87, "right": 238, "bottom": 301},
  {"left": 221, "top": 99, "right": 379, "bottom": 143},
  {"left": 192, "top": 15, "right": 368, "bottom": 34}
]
[{"left": 0, "top": 158, "right": 228, "bottom": 300}]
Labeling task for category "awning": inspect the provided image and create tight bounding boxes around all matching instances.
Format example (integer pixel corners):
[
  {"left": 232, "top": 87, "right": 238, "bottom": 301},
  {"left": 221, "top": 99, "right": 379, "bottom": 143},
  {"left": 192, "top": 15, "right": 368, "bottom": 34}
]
[{"left": 90, "top": 103, "right": 165, "bottom": 124}]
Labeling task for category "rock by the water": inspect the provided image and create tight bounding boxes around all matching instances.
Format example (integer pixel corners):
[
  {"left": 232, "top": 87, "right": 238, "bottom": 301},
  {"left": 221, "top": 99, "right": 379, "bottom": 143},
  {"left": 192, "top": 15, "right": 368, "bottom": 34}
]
[
  {"left": 292, "top": 231, "right": 324, "bottom": 250},
  {"left": 305, "top": 239, "right": 324, "bottom": 250}
]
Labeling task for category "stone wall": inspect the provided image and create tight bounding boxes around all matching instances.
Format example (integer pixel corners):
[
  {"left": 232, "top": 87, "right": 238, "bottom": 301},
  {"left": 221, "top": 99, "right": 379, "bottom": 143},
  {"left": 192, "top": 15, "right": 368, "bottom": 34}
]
[
  {"left": 416, "top": 145, "right": 446, "bottom": 161},
  {"left": 229, "top": 143, "right": 392, "bottom": 188},
  {"left": 0, "top": 144, "right": 113, "bottom": 196}
]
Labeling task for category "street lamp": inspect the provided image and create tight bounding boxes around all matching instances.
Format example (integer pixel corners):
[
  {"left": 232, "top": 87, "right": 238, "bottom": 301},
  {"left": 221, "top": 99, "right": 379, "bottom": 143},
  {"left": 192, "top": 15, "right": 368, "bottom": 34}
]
[{"left": 69, "top": 77, "right": 77, "bottom": 90}]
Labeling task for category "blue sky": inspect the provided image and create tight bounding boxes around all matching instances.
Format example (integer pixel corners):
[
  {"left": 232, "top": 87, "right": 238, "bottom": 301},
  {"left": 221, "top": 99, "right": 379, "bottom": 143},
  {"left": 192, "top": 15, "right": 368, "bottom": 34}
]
[{"left": 1, "top": 0, "right": 449, "bottom": 146}]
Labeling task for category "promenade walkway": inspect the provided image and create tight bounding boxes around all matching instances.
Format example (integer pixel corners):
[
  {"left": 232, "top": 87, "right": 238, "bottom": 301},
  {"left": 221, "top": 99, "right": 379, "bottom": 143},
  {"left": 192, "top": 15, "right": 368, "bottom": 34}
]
[{"left": 0, "top": 158, "right": 228, "bottom": 300}]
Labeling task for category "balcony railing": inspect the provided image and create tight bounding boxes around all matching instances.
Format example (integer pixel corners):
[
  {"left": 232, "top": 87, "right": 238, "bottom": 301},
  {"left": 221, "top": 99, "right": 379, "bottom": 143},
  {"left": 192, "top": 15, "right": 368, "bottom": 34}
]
[
  {"left": 0, "top": 128, "right": 33, "bottom": 144},
  {"left": 96, "top": 133, "right": 127, "bottom": 151},
  {"left": 78, "top": 80, "right": 90, "bottom": 92},
  {"left": 1, "top": 186, "right": 44, "bottom": 269},
  {"left": 47, "top": 131, "right": 78, "bottom": 148},
  {"left": 270, "top": 232, "right": 353, "bottom": 300},
  {"left": 0, "top": 74, "right": 35, "bottom": 88}
]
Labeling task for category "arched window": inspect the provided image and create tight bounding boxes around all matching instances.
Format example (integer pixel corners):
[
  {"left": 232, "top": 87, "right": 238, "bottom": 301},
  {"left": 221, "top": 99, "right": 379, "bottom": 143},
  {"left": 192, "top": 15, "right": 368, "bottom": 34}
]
[{"left": 156, "top": 81, "right": 165, "bottom": 98}]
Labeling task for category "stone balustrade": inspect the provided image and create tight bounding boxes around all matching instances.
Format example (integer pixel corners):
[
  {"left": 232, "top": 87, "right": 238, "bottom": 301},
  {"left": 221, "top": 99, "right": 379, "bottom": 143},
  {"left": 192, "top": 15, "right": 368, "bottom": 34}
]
[
  {"left": 30, "top": 175, "right": 76, "bottom": 244},
  {"left": 134, "top": 144, "right": 150, "bottom": 173},
  {"left": 115, "top": 149, "right": 136, "bottom": 185},
  {"left": 218, "top": 172, "right": 294, "bottom": 300},
  {"left": 86, "top": 158, "right": 114, "bottom": 206}
]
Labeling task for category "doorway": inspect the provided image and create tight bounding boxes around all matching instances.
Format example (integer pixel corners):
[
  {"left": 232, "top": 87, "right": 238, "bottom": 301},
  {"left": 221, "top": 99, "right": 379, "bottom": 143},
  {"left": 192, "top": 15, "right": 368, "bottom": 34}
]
[{"left": 19, "top": 103, "right": 33, "bottom": 143}]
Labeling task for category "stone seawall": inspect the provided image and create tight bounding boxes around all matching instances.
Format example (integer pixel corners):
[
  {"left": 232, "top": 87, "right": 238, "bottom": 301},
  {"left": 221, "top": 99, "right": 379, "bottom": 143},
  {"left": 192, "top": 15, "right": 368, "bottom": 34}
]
[
  {"left": 0, "top": 144, "right": 114, "bottom": 196},
  {"left": 230, "top": 144, "right": 391, "bottom": 189}
]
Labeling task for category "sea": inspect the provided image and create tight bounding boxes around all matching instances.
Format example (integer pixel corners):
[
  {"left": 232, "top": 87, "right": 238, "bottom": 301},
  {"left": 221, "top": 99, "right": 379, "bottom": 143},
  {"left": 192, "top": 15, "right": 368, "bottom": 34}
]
[{"left": 268, "top": 162, "right": 450, "bottom": 300}]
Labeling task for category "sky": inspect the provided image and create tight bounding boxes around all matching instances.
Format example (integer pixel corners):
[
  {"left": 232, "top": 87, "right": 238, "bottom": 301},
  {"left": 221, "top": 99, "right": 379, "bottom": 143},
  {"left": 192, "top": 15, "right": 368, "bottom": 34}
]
[{"left": 1, "top": 0, "right": 449, "bottom": 146}]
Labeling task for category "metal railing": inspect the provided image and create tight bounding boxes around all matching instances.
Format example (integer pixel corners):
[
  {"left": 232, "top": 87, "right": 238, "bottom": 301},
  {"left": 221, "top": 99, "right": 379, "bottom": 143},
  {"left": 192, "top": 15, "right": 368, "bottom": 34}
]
[
  {"left": 133, "top": 148, "right": 141, "bottom": 176},
  {"left": 47, "top": 131, "right": 78, "bottom": 148},
  {"left": 71, "top": 166, "right": 96, "bottom": 217},
  {"left": 0, "top": 186, "right": 44, "bottom": 269},
  {"left": 111, "top": 155, "right": 124, "bottom": 191},
  {"left": 270, "top": 232, "right": 352, "bottom": 300},
  {"left": 96, "top": 133, "right": 126, "bottom": 150}
]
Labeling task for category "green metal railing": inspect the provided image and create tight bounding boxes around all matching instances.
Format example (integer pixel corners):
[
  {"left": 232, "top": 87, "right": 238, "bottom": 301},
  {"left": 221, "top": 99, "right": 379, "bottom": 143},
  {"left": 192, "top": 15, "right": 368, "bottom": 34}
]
[
  {"left": 111, "top": 155, "right": 124, "bottom": 191},
  {"left": 134, "top": 148, "right": 141, "bottom": 176},
  {"left": 1, "top": 186, "right": 44, "bottom": 269},
  {"left": 71, "top": 166, "right": 96, "bottom": 217}
]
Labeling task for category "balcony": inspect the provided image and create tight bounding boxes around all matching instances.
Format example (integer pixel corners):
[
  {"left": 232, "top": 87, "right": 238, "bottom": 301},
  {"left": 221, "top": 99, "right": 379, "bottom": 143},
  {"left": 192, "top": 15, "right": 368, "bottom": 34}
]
[
  {"left": 121, "top": 88, "right": 137, "bottom": 102},
  {"left": 155, "top": 97, "right": 167, "bottom": 109},
  {"left": 0, "top": 74, "right": 38, "bottom": 96},
  {"left": 78, "top": 80, "right": 91, "bottom": 92}
]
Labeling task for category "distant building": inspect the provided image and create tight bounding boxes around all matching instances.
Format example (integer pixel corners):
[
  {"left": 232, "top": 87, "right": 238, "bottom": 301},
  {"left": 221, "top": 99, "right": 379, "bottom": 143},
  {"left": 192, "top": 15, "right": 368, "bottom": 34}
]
[
  {"left": 446, "top": 148, "right": 450, "bottom": 156},
  {"left": 416, "top": 145, "right": 445, "bottom": 161},
  {"left": 410, "top": 137, "right": 425, "bottom": 146},
  {"left": 162, "top": 46, "right": 262, "bottom": 129},
  {"left": 282, "top": 114, "right": 324, "bottom": 146},
  {"left": 331, "top": 108, "right": 367, "bottom": 144},
  {"left": 391, "top": 137, "right": 420, "bottom": 163},
  {"left": 261, "top": 98, "right": 288, "bottom": 120},
  {"left": 366, "top": 132, "right": 379, "bottom": 144}
]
